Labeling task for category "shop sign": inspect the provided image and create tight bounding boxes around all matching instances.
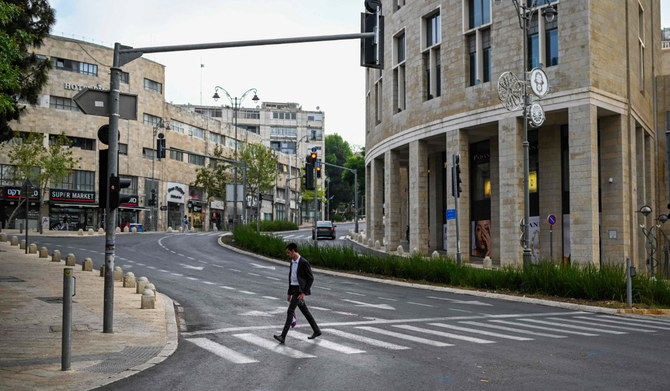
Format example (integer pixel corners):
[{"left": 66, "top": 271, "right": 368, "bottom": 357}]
[
  {"left": 210, "top": 200, "right": 224, "bottom": 210},
  {"left": 5, "top": 186, "right": 39, "bottom": 200},
  {"left": 64, "top": 82, "right": 104, "bottom": 91},
  {"left": 50, "top": 189, "right": 95, "bottom": 203},
  {"left": 120, "top": 195, "right": 139, "bottom": 207},
  {"left": 166, "top": 182, "right": 186, "bottom": 204}
]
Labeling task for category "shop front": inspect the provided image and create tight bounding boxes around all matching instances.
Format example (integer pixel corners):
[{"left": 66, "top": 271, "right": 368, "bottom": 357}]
[
  {"left": 188, "top": 187, "right": 205, "bottom": 230},
  {"left": 118, "top": 194, "right": 143, "bottom": 231},
  {"left": 166, "top": 182, "right": 186, "bottom": 230},
  {"left": 49, "top": 188, "right": 97, "bottom": 231},
  {"left": 2, "top": 186, "right": 40, "bottom": 230},
  {"left": 210, "top": 199, "right": 224, "bottom": 231}
]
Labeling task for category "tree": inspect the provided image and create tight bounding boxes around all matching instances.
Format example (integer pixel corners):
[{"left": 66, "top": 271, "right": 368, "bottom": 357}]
[
  {"left": 190, "top": 145, "right": 232, "bottom": 201},
  {"left": 238, "top": 142, "right": 278, "bottom": 221},
  {"left": 2, "top": 132, "right": 81, "bottom": 231},
  {"left": 0, "top": 0, "right": 55, "bottom": 143},
  {"left": 343, "top": 147, "right": 366, "bottom": 215},
  {"left": 324, "top": 134, "right": 354, "bottom": 218}
]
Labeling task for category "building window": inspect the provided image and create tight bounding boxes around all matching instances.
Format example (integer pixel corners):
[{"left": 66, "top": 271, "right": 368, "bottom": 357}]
[
  {"left": 309, "top": 128, "right": 323, "bottom": 141},
  {"left": 307, "top": 113, "right": 323, "bottom": 122},
  {"left": 143, "top": 78, "right": 162, "bottom": 94},
  {"left": 52, "top": 170, "right": 95, "bottom": 191},
  {"left": 526, "top": 1, "right": 559, "bottom": 71},
  {"left": 270, "top": 127, "right": 297, "bottom": 138},
  {"left": 49, "top": 135, "right": 95, "bottom": 151},
  {"left": 170, "top": 119, "right": 185, "bottom": 134},
  {"left": 194, "top": 107, "right": 222, "bottom": 117},
  {"left": 393, "top": 31, "right": 406, "bottom": 113},
  {"left": 52, "top": 57, "right": 98, "bottom": 76},
  {"left": 239, "top": 125, "right": 259, "bottom": 134},
  {"left": 143, "top": 148, "right": 156, "bottom": 160},
  {"left": 188, "top": 154, "right": 205, "bottom": 166},
  {"left": 119, "top": 143, "right": 128, "bottom": 156},
  {"left": 143, "top": 113, "right": 162, "bottom": 127},
  {"left": 120, "top": 71, "right": 129, "bottom": 84},
  {"left": 375, "top": 71, "right": 383, "bottom": 124},
  {"left": 423, "top": 11, "right": 441, "bottom": 100},
  {"left": 638, "top": 2, "right": 644, "bottom": 91},
  {"left": 241, "top": 110, "right": 260, "bottom": 119},
  {"left": 270, "top": 141, "right": 296, "bottom": 155},
  {"left": 467, "top": 0, "right": 490, "bottom": 30},
  {"left": 119, "top": 175, "right": 137, "bottom": 195},
  {"left": 209, "top": 132, "right": 225, "bottom": 144},
  {"left": 49, "top": 96, "right": 80, "bottom": 111},
  {"left": 468, "top": 28, "right": 491, "bottom": 86},
  {"left": 273, "top": 112, "right": 297, "bottom": 120},
  {"left": 0, "top": 164, "right": 21, "bottom": 186},
  {"left": 189, "top": 125, "right": 205, "bottom": 139},
  {"left": 170, "top": 149, "right": 184, "bottom": 161}
]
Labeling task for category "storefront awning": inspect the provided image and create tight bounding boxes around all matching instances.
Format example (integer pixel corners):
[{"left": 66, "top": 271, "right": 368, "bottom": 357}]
[
  {"left": 119, "top": 206, "right": 149, "bottom": 211},
  {"left": 53, "top": 203, "right": 99, "bottom": 208}
]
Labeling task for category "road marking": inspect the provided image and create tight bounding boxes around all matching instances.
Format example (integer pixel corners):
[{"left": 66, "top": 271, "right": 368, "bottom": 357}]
[
  {"left": 186, "top": 277, "right": 198, "bottom": 281},
  {"left": 158, "top": 269, "right": 169, "bottom": 273},
  {"left": 122, "top": 265, "right": 132, "bottom": 269},
  {"left": 338, "top": 236, "right": 345, "bottom": 240},
  {"left": 342, "top": 299, "right": 395, "bottom": 310},
  {"left": 333, "top": 311, "right": 358, "bottom": 316},
  {"left": 198, "top": 260, "right": 208, "bottom": 264},
  {"left": 147, "top": 266, "right": 156, "bottom": 270},
  {"left": 266, "top": 276, "right": 280, "bottom": 281},
  {"left": 345, "top": 291, "right": 366, "bottom": 297},
  {"left": 212, "top": 264, "right": 224, "bottom": 268},
  {"left": 177, "top": 253, "right": 184, "bottom": 257},
  {"left": 310, "top": 306, "right": 331, "bottom": 311},
  {"left": 429, "top": 323, "right": 533, "bottom": 341},
  {"left": 251, "top": 263, "right": 276, "bottom": 270},
  {"left": 459, "top": 321, "right": 566, "bottom": 339},
  {"left": 239, "top": 290, "right": 256, "bottom": 295},
  {"left": 181, "top": 264, "right": 204, "bottom": 271},
  {"left": 136, "top": 263, "right": 145, "bottom": 266},
  {"left": 188, "top": 256, "right": 195, "bottom": 260},
  {"left": 394, "top": 325, "right": 495, "bottom": 344},
  {"left": 548, "top": 317, "right": 656, "bottom": 333},
  {"left": 230, "top": 269, "right": 242, "bottom": 273},
  {"left": 356, "top": 326, "right": 453, "bottom": 347},
  {"left": 289, "top": 331, "right": 365, "bottom": 354},
  {"left": 320, "top": 287, "right": 332, "bottom": 291},
  {"left": 233, "top": 333, "right": 316, "bottom": 359},
  {"left": 171, "top": 273, "right": 184, "bottom": 277},
  {"left": 489, "top": 320, "right": 598, "bottom": 336},
  {"left": 202, "top": 281, "right": 216, "bottom": 285},
  {"left": 220, "top": 286, "right": 235, "bottom": 290},
  {"left": 324, "top": 329, "right": 410, "bottom": 350},
  {"left": 407, "top": 302, "right": 434, "bottom": 307},
  {"left": 170, "top": 251, "right": 176, "bottom": 254},
  {"left": 263, "top": 296, "right": 279, "bottom": 300},
  {"left": 519, "top": 319, "right": 627, "bottom": 334},
  {"left": 378, "top": 297, "right": 397, "bottom": 301},
  {"left": 186, "top": 338, "right": 258, "bottom": 364},
  {"left": 593, "top": 315, "right": 670, "bottom": 330},
  {"left": 284, "top": 235, "right": 296, "bottom": 239},
  {"left": 426, "top": 296, "right": 493, "bottom": 306}
]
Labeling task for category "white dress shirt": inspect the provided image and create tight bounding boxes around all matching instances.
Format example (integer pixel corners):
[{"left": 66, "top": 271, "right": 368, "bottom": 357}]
[{"left": 290, "top": 256, "right": 300, "bottom": 286}]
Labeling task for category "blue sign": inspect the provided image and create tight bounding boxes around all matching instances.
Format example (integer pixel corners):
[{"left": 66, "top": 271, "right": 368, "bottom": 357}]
[
  {"left": 312, "top": 147, "right": 317, "bottom": 153},
  {"left": 547, "top": 214, "right": 557, "bottom": 225},
  {"left": 446, "top": 209, "right": 456, "bottom": 221}
]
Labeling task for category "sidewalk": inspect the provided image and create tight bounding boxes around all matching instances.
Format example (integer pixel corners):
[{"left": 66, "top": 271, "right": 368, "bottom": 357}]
[{"left": 0, "top": 232, "right": 178, "bottom": 391}]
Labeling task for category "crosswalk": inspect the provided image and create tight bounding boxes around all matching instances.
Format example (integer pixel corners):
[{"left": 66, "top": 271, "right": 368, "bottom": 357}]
[{"left": 185, "top": 313, "right": 670, "bottom": 365}]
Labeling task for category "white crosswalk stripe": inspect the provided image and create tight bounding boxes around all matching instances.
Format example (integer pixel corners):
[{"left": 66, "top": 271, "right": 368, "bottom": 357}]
[
  {"left": 289, "top": 331, "right": 366, "bottom": 354},
  {"left": 356, "top": 326, "right": 453, "bottom": 347},
  {"left": 233, "top": 333, "right": 316, "bottom": 358},
  {"left": 489, "top": 319, "right": 598, "bottom": 336},
  {"left": 323, "top": 329, "right": 410, "bottom": 350},
  {"left": 459, "top": 321, "right": 567, "bottom": 339},
  {"left": 186, "top": 338, "right": 258, "bottom": 364},
  {"left": 551, "top": 317, "right": 656, "bottom": 333},
  {"left": 393, "top": 325, "right": 495, "bottom": 344},
  {"left": 519, "top": 318, "right": 627, "bottom": 334},
  {"left": 593, "top": 315, "right": 670, "bottom": 331},
  {"left": 428, "top": 323, "right": 533, "bottom": 341}
]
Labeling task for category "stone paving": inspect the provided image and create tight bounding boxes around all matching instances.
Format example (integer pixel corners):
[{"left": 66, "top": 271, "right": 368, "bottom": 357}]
[{"left": 0, "top": 230, "right": 177, "bottom": 391}]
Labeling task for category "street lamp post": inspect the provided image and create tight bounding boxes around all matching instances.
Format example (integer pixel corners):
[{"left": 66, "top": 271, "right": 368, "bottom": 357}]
[
  {"left": 212, "top": 86, "right": 259, "bottom": 231},
  {"left": 151, "top": 120, "right": 168, "bottom": 231}
]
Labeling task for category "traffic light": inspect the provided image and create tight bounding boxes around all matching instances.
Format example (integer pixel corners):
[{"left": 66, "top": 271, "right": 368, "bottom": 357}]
[
  {"left": 99, "top": 149, "right": 109, "bottom": 207},
  {"left": 307, "top": 152, "right": 317, "bottom": 164},
  {"left": 452, "top": 154, "right": 462, "bottom": 198},
  {"left": 316, "top": 160, "right": 322, "bottom": 178},
  {"left": 304, "top": 163, "right": 314, "bottom": 190},
  {"left": 109, "top": 174, "right": 132, "bottom": 210},
  {"left": 149, "top": 189, "right": 157, "bottom": 206},
  {"left": 156, "top": 136, "right": 166, "bottom": 159},
  {"left": 360, "top": 0, "right": 384, "bottom": 69}
]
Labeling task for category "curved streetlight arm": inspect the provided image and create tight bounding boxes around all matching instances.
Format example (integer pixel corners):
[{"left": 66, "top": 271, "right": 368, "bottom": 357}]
[{"left": 213, "top": 86, "right": 258, "bottom": 108}]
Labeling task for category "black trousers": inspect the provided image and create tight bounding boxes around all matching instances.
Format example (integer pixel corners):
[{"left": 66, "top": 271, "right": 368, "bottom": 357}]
[{"left": 281, "top": 285, "right": 320, "bottom": 338}]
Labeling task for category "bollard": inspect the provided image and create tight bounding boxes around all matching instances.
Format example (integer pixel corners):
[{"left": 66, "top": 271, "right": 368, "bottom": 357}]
[
  {"left": 82, "top": 258, "right": 93, "bottom": 271},
  {"left": 123, "top": 226, "right": 129, "bottom": 233},
  {"left": 374, "top": 240, "right": 381, "bottom": 250},
  {"left": 0, "top": 233, "right": 6, "bottom": 242},
  {"left": 124, "top": 272, "right": 136, "bottom": 288},
  {"left": 100, "top": 265, "right": 105, "bottom": 277},
  {"left": 10, "top": 236, "right": 18, "bottom": 246},
  {"left": 626, "top": 258, "right": 635, "bottom": 309},
  {"left": 431, "top": 251, "right": 440, "bottom": 259},
  {"left": 483, "top": 256, "right": 493, "bottom": 270},
  {"left": 397, "top": 245, "right": 404, "bottom": 255},
  {"left": 141, "top": 288, "right": 155, "bottom": 309},
  {"left": 61, "top": 268, "right": 75, "bottom": 370},
  {"left": 39, "top": 247, "right": 48, "bottom": 258},
  {"left": 20, "top": 239, "right": 26, "bottom": 249},
  {"left": 88, "top": 228, "right": 94, "bottom": 236},
  {"left": 131, "top": 226, "right": 137, "bottom": 233},
  {"left": 368, "top": 238, "right": 373, "bottom": 247},
  {"left": 65, "top": 253, "right": 76, "bottom": 266},
  {"left": 98, "top": 227, "right": 104, "bottom": 234},
  {"left": 145, "top": 283, "right": 157, "bottom": 303},
  {"left": 168, "top": 227, "right": 173, "bottom": 233},
  {"left": 28, "top": 243, "right": 37, "bottom": 254},
  {"left": 77, "top": 229, "right": 83, "bottom": 236},
  {"left": 113, "top": 266, "right": 123, "bottom": 281},
  {"left": 52, "top": 249, "right": 61, "bottom": 262},
  {"left": 115, "top": 227, "right": 121, "bottom": 233},
  {"left": 136, "top": 277, "right": 149, "bottom": 294}
]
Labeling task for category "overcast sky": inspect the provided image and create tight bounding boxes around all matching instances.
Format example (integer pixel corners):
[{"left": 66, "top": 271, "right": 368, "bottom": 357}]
[{"left": 50, "top": 1, "right": 670, "bottom": 150}]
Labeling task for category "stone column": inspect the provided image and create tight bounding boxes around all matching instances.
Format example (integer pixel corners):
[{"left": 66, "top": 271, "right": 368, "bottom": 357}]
[
  {"left": 490, "top": 136, "right": 500, "bottom": 261},
  {"left": 409, "top": 140, "right": 429, "bottom": 254},
  {"left": 400, "top": 166, "right": 409, "bottom": 248},
  {"left": 568, "top": 104, "right": 600, "bottom": 266},
  {"left": 428, "top": 154, "right": 443, "bottom": 251},
  {"left": 538, "top": 125, "right": 563, "bottom": 261},
  {"left": 370, "top": 157, "right": 385, "bottom": 245},
  {"left": 366, "top": 163, "right": 372, "bottom": 241},
  {"left": 385, "top": 149, "right": 402, "bottom": 251},
  {"left": 497, "top": 117, "right": 524, "bottom": 267},
  {"left": 446, "top": 130, "right": 470, "bottom": 262},
  {"left": 635, "top": 124, "right": 646, "bottom": 268},
  {"left": 599, "top": 115, "right": 631, "bottom": 265}
]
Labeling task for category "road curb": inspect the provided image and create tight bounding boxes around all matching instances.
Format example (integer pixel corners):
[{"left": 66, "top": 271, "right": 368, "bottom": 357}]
[{"left": 216, "top": 234, "right": 625, "bottom": 316}]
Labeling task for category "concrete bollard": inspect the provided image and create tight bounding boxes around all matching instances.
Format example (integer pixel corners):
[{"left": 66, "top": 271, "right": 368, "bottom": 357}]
[
  {"left": 39, "top": 247, "right": 48, "bottom": 258},
  {"left": 20, "top": 239, "right": 26, "bottom": 249},
  {"left": 136, "top": 277, "right": 149, "bottom": 294},
  {"left": 0, "top": 233, "right": 6, "bottom": 242},
  {"left": 179, "top": 226, "right": 183, "bottom": 233},
  {"left": 141, "top": 288, "right": 155, "bottom": 309},
  {"left": 77, "top": 229, "right": 84, "bottom": 236},
  {"left": 412, "top": 248, "right": 419, "bottom": 255},
  {"left": 88, "top": 228, "right": 94, "bottom": 236},
  {"left": 131, "top": 226, "right": 137, "bottom": 233},
  {"left": 65, "top": 253, "right": 76, "bottom": 266},
  {"left": 483, "top": 256, "right": 492, "bottom": 270},
  {"left": 374, "top": 240, "right": 381, "bottom": 250},
  {"left": 100, "top": 265, "right": 105, "bottom": 277},
  {"left": 82, "top": 258, "right": 93, "bottom": 271},
  {"left": 115, "top": 227, "right": 121, "bottom": 233},
  {"left": 168, "top": 227, "right": 173, "bottom": 233},
  {"left": 113, "top": 266, "right": 123, "bottom": 281},
  {"left": 432, "top": 251, "right": 440, "bottom": 259},
  {"left": 145, "top": 283, "right": 157, "bottom": 302},
  {"left": 212, "top": 225, "right": 218, "bottom": 232},
  {"left": 123, "top": 226, "right": 129, "bottom": 233},
  {"left": 10, "top": 236, "right": 18, "bottom": 246},
  {"left": 368, "top": 238, "right": 373, "bottom": 247},
  {"left": 98, "top": 228, "right": 104, "bottom": 234},
  {"left": 397, "top": 245, "right": 404, "bottom": 255},
  {"left": 124, "top": 272, "right": 136, "bottom": 288},
  {"left": 28, "top": 243, "right": 37, "bottom": 254},
  {"left": 52, "top": 249, "right": 61, "bottom": 262}
]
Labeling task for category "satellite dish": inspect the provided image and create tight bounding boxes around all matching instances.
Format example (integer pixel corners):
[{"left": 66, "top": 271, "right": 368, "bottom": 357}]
[{"left": 316, "top": 106, "right": 320, "bottom": 110}]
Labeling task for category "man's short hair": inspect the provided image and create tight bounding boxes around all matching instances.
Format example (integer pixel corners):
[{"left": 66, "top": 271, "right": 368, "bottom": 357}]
[{"left": 286, "top": 242, "right": 298, "bottom": 252}]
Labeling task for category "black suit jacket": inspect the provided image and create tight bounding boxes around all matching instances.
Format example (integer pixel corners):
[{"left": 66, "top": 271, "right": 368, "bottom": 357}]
[{"left": 287, "top": 256, "right": 314, "bottom": 296}]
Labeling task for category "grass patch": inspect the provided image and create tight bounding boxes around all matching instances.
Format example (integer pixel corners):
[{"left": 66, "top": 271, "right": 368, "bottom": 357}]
[{"left": 231, "top": 226, "right": 670, "bottom": 308}]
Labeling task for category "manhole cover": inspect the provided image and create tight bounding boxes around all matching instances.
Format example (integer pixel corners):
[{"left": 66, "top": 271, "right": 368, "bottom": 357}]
[{"left": 0, "top": 276, "right": 25, "bottom": 282}]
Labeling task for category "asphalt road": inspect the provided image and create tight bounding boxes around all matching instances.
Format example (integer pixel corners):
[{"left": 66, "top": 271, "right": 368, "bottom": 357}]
[
  {"left": 272, "top": 221, "right": 366, "bottom": 247},
  {"left": 28, "top": 231, "right": 670, "bottom": 391}
]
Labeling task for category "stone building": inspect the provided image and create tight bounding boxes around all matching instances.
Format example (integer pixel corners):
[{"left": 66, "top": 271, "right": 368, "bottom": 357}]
[
  {"left": 0, "top": 35, "right": 325, "bottom": 232},
  {"left": 365, "top": 0, "right": 668, "bottom": 271}
]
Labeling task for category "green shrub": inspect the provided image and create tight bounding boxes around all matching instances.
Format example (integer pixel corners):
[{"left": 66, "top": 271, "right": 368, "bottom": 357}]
[
  {"left": 247, "top": 220, "right": 299, "bottom": 232},
  {"left": 331, "top": 214, "right": 344, "bottom": 222}
]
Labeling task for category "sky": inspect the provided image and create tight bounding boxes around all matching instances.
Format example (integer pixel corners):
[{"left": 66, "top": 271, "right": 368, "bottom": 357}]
[{"left": 49, "top": 1, "right": 670, "bottom": 150}]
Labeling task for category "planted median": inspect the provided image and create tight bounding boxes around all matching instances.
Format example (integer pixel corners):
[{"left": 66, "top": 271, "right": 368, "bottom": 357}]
[{"left": 230, "top": 227, "right": 670, "bottom": 308}]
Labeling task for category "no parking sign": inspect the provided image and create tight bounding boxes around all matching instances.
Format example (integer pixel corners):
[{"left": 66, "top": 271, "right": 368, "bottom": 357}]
[{"left": 547, "top": 214, "right": 556, "bottom": 226}]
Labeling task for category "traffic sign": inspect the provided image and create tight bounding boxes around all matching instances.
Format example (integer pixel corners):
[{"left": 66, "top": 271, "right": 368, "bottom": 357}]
[
  {"left": 73, "top": 88, "right": 138, "bottom": 120},
  {"left": 547, "top": 214, "right": 557, "bottom": 225}
]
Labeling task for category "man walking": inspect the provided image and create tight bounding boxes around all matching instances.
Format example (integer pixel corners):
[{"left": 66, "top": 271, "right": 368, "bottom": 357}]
[{"left": 274, "top": 243, "right": 321, "bottom": 344}]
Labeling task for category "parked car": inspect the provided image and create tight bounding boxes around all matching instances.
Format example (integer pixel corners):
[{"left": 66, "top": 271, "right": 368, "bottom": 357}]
[{"left": 313, "top": 220, "right": 336, "bottom": 240}]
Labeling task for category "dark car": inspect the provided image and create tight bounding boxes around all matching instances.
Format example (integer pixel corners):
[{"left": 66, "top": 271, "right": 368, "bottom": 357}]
[{"left": 312, "top": 221, "right": 336, "bottom": 240}]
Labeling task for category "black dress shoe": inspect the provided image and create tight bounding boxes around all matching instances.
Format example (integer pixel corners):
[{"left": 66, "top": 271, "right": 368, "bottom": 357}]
[
  {"left": 273, "top": 335, "right": 285, "bottom": 344},
  {"left": 307, "top": 331, "right": 322, "bottom": 340}
]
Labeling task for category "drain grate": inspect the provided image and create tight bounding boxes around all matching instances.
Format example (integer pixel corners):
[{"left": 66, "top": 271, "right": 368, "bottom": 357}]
[
  {"left": 0, "top": 276, "right": 25, "bottom": 283},
  {"left": 36, "top": 297, "right": 77, "bottom": 304}
]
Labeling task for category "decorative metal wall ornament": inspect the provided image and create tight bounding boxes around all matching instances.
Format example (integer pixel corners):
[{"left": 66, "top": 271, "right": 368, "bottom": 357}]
[
  {"left": 529, "top": 102, "right": 545, "bottom": 128},
  {"left": 529, "top": 68, "right": 548, "bottom": 97},
  {"left": 497, "top": 71, "right": 524, "bottom": 112}
]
